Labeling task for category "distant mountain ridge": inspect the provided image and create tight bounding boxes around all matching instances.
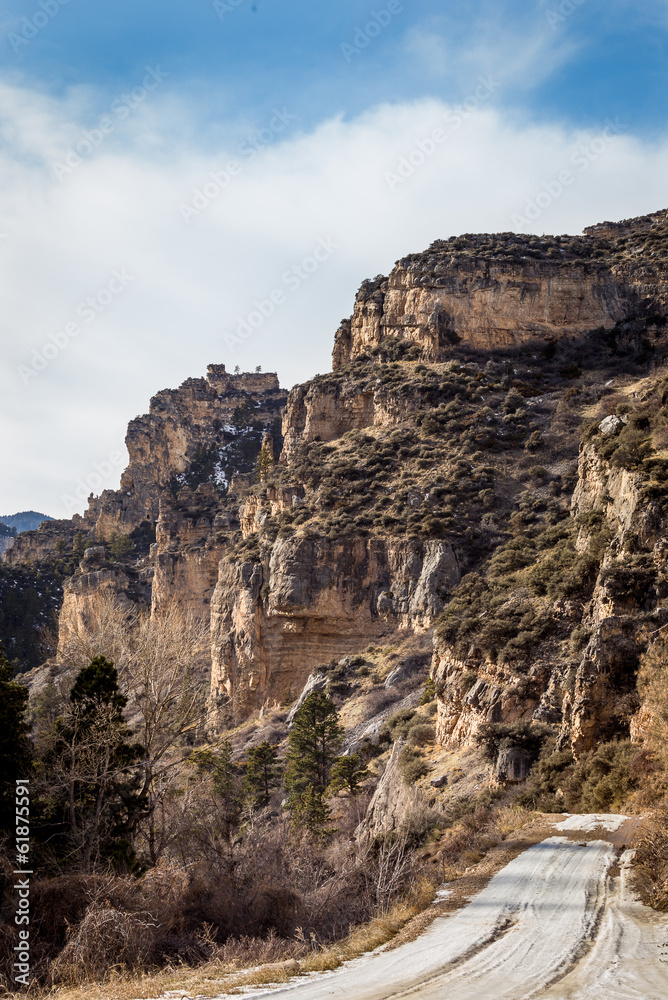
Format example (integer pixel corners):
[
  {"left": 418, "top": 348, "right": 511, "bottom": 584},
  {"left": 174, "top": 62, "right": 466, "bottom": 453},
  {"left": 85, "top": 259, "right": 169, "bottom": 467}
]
[{"left": 0, "top": 511, "right": 53, "bottom": 533}]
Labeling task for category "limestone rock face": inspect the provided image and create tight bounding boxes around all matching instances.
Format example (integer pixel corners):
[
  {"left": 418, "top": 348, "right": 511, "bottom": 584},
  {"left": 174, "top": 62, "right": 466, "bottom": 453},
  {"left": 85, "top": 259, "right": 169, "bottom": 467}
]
[
  {"left": 281, "top": 383, "right": 374, "bottom": 460},
  {"left": 58, "top": 551, "right": 152, "bottom": 655},
  {"left": 210, "top": 534, "right": 460, "bottom": 720},
  {"left": 433, "top": 427, "right": 668, "bottom": 756},
  {"left": 120, "top": 367, "right": 285, "bottom": 521},
  {"left": 87, "top": 366, "right": 286, "bottom": 538},
  {"left": 357, "top": 741, "right": 425, "bottom": 839},
  {"left": 4, "top": 366, "right": 287, "bottom": 566},
  {"left": 332, "top": 221, "right": 668, "bottom": 368},
  {"left": 150, "top": 487, "right": 229, "bottom": 616},
  {"left": 4, "top": 518, "right": 78, "bottom": 566},
  {"left": 434, "top": 650, "right": 541, "bottom": 748},
  {"left": 565, "top": 437, "right": 668, "bottom": 752},
  {"left": 333, "top": 264, "right": 622, "bottom": 366},
  {"left": 280, "top": 377, "right": 420, "bottom": 462}
]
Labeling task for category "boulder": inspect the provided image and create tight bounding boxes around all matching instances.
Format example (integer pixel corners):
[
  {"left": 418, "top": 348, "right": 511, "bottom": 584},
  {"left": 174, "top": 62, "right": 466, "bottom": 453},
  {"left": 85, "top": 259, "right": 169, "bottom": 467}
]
[
  {"left": 495, "top": 746, "right": 533, "bottom": 783},
  {"left": 599, "top": 414, "right": 626, "bottom": 436}
]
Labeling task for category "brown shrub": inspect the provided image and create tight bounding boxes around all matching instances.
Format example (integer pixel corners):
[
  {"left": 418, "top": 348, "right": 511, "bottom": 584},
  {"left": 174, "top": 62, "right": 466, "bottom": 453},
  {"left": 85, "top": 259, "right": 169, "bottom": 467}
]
[
  {"left": 632, "top": 812, "right": 668, "bottom": 911},
  {"left": 31, "top": 874, "right": 107, "bottom": 953},
  {"left": 49, "top": 904, "right": 156, "bottom": 984},
  {"left": 628, "top": 747, "right": 660, "bottom": 783},
  {"left": 407, "top": 722, "right": 435, "bottom": 746},
  {"left": 362, "top": 688, "right": 399, "bottom": 720}
]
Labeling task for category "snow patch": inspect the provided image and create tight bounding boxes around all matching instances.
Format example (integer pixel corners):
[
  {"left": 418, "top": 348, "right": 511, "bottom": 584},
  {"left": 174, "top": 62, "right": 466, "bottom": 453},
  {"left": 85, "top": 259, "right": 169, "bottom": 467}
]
[{"left": 555, "top": 813, "right": 628, "bottom": 832}]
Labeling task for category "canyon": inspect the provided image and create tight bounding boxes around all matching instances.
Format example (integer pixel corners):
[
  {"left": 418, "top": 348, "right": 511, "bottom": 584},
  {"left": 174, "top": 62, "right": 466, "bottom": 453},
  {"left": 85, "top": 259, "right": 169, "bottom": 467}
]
[{"left": 5, "top": 208, "right": 668, "bottom": 759}]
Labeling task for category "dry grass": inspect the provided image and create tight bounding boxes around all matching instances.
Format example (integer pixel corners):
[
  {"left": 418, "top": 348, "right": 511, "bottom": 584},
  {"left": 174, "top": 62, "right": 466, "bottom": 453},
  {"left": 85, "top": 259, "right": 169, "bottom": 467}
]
[
  {"left": 631, "top": 810, "right": 668, "bottom": 912},
  {"left": 20, "top": 882, "right": 435, "bottom": 1000}
]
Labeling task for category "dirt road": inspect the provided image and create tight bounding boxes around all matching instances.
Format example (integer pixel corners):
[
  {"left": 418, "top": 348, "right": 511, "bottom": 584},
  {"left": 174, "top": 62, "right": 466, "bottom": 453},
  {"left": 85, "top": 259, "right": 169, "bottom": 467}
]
[{"left": 227, "top": 815, "right": 668, "bottom": 1000}]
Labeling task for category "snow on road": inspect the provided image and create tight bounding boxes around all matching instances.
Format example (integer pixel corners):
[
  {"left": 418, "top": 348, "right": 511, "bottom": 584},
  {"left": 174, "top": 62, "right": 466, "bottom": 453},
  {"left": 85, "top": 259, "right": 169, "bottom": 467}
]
[
  {"left": 555, "top": 813, "right": 628, "bottom": 832},
  {"left": 542, "top": 849, "right": 668, "bottom": 1000},
  {"left": 223, "top": 817, "right": 668, "bottom": 1000}
]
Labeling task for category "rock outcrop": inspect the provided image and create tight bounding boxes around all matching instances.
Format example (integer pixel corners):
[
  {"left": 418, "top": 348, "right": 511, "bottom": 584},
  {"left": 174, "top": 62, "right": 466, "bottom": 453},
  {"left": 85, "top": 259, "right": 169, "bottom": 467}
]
[
  {"left": 6, "top": 209, "right": 668, "bottom": 760},
  {"left": 5, "top": 366, "right": 287, "bottom": 567},
  {"left": 332, "top": 216, "right": 668, "bottom": 368},
  {"left": 357, "top": 741, "right": 426, "bottom": 839},
  {"left": 210, "top": 534, "right": 460, "bottom": 720},
  {"left": 57, "top": 546, "right": 153, "bottom": 654}
]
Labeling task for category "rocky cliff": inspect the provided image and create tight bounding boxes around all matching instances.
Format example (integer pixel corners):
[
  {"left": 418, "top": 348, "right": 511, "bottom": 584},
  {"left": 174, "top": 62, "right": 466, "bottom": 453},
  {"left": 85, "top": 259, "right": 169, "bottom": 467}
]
[
  {"left": 5, "top": 210, "right": 668, "bottom": 760},
  {"left": 432, "top": 368, "right": 668, "bottom": 755},
  {"left": 5, "top": 366, "right": 286, "bottom": 569},
  {"left": 210, "top": 533, "right": 460, "bottom": 720},
  {"left": 332, "top": 213, "right": 668, "bottom": 367},
  {"left": 3, "top": 366, "right": 287, "bottom": 674}
]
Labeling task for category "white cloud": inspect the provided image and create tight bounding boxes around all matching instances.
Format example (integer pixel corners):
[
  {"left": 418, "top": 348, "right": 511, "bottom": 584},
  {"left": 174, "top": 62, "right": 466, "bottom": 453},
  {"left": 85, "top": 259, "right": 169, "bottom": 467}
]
[
  {"left": 1, "top": 78, "right": 667, "bottom": 517},
  {"left": 404, "top": 4, "right": 583, "bottom": 91}
]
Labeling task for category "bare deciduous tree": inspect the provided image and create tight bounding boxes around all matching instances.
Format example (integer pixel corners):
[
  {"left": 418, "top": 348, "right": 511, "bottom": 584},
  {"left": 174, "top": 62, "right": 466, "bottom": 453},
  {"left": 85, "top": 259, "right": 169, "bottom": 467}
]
[{"left": 57, "top": 593, "right": 210, "bottom": 863}]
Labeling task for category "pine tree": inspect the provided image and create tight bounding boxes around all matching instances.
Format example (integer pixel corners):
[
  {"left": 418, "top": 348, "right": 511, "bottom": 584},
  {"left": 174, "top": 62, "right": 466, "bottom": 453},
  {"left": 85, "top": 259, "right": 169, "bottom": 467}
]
[
  {"left": 244, "top": 741, "right": 281, "bottom": 808},
  {"left": 43, "top": 657, "right": 144, "bottom": 870},
  {"left": 284, "top": 693, "right": 344, "bottom": 831},
  {"left": 191, "top": 741, "right": 241, "bottom": 830},
  {"left": 255, "top": 443, "right": 274, "bottom": 483},
  {"left": 0, "top": 643, "right": 31, "bottom": 835},
  {"left": 329, "top": 753, "right": 370, "bottom": 796},
  {"left": 69, "top": 655, "right": 128, "bottom": 719}
]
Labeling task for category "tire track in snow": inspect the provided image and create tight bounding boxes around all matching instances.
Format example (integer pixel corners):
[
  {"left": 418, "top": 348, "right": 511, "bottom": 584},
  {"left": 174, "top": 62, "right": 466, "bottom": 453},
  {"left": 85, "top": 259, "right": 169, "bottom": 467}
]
[
  {"left": 218, "top": 819, "right": 668, "bottom": 1000},
  {"left": 539, "top": 849, "right": 668, "bottom": 999}
]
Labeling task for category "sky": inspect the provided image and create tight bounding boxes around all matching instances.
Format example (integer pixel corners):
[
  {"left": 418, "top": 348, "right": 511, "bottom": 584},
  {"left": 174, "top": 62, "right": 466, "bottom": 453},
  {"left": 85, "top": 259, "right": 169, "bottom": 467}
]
[{"left": 1, "top": 0, "right": 668, "bottom": 517}]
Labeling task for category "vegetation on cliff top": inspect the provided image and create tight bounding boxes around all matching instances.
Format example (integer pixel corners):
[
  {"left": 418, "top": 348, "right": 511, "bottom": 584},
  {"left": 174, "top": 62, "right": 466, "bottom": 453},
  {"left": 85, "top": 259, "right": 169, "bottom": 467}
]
[
  {"left": 5, "top": 213, "right": 668, "bottom": 994},
  {"left": 398, "top": 212, "right": 668, "bottom": 271}
]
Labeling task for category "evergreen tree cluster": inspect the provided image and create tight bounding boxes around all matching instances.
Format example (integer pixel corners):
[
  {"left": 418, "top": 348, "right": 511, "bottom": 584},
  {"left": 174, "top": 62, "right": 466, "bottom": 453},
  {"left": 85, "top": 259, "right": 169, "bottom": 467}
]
[
  {"left": 188, "top": 692, "right": 369, "bottom": 836},
  {"left": 1, "top": 659, "right": 370, "bottom": 871}
]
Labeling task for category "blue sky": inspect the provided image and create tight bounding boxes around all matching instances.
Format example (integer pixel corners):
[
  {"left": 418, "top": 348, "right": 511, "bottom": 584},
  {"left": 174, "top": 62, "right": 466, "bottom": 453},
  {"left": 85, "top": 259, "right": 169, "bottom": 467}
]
[
  {"left": 1, "top": 0, "right": 668, "bottom": 515},
  {"left": 4, "top": 0, "right": 668, "bottom": 135}
]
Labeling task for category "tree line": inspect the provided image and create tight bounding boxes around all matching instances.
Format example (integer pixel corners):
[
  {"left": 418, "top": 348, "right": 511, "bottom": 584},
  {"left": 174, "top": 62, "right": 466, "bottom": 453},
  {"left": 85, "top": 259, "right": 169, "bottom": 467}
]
[{"left": 0, "top": 605, "right": 370, "bottom": 874}]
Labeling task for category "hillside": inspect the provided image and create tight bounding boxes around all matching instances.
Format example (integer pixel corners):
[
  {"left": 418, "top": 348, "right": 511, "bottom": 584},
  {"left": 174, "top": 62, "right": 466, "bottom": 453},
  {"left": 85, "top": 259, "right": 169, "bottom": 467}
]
[
  {"left": 4, "top": 209, "right": 668, "bottom": 745},
  {"left": 0, "top": 511, "right": 53, "bottom": 533},
  {"left": 3, "top": 209, "right": 668, "bottom": 993}
]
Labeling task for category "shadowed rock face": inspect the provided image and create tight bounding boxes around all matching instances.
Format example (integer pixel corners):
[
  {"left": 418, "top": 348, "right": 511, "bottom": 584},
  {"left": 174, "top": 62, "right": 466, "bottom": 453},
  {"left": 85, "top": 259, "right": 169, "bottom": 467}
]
[{"left": 496, "top": 747, "right": 533, "bottom": 783}]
